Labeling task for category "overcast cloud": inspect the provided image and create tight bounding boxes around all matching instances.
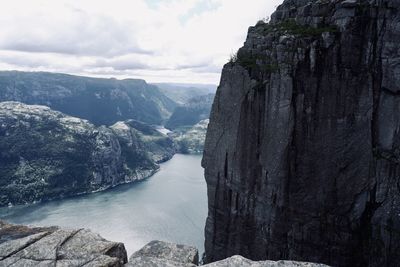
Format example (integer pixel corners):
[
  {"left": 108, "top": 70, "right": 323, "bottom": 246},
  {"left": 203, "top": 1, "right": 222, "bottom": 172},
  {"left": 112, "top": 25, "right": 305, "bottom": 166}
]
[{"left": 0, "top": 0, "right": 283, "bottom": 84}]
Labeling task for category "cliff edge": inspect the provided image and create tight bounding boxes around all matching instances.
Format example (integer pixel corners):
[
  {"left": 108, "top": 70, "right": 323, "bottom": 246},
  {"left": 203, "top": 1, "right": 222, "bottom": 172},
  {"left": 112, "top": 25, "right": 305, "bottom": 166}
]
[
  {"left": 0, "top": 221, "right": 328, "bottom": 267},
  {"left": 203, "top": 0, "right": 400, "bottom": 266}
]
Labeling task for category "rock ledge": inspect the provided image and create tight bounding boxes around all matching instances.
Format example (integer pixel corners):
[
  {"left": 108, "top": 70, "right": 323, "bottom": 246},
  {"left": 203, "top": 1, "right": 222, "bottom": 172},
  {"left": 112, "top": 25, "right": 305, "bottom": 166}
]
[{"left": 0, "top": 221, "right": 330, "bottom": 267}]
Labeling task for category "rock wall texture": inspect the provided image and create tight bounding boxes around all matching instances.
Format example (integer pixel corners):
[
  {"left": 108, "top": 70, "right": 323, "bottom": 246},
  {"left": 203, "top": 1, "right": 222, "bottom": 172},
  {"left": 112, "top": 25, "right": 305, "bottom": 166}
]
[
  {"left": 0, "top": 220, "right": 128, "bottom": 266},
  {"left": 202, "top": 0, "right": 400, "bottom": 266},
  {"left": 127, "top": 240, "right": 199, "bottom": 267},
  {"left": 204, "top": 255, "right": 329, "bottom": 267}
]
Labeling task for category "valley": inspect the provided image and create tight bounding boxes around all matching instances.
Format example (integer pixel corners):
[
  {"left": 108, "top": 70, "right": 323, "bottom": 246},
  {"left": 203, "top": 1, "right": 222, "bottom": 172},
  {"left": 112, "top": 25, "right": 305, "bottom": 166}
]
[
  {"left": 0, "top": 154, "right": 207, "bottom": 256},
  {"left": 2, "top": 0, "right": 400, "bottom": 266},
  {"left": 0, "top": 71, "right": 215, "bottom": 206}
]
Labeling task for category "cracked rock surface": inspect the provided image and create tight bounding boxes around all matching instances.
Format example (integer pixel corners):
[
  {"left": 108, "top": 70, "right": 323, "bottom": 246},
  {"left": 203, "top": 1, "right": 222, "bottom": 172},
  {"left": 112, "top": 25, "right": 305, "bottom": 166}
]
[
  {"left": 203, "top": 256, "right": 329, "bottom": 267},
  {"left": 0, "top": 221, "right": 330, "bottom": 266},
  {"left": 0, "top": 221, "right": 127, "bottom": 266},
  {"left": 127, "top": 240, "right": 199, "bottom": 267},
  {"left": 203, "top": 0, "right": 400, "bottom": 266}
]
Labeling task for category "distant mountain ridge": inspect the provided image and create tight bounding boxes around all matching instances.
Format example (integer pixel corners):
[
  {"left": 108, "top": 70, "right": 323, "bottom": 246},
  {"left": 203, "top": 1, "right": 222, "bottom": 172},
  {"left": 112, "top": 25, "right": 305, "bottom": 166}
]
[
  {"left": 0, "top": 71, "right": 177, "bottom": 126},
  {"left": 165, "top": 93, "right": 214, "bottom": 130},
  {"left": 153, "top": 82, "right": 215, "bottom": 105},
  {"left": 0, "top": 71, "right": 217, "bottom": 206}
]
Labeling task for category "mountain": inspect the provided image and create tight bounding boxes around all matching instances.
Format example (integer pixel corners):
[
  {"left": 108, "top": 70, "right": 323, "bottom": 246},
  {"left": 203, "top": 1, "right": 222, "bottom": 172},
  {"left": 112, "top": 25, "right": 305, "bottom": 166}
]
[
  {"left": 203, "top": 0, "right": 400, "bottom": 266},
  {"left": 169, "top": 119, "right": 209, "bottom": 154},
  {"left": 110, "top": 120, "right": 175, "bottom": 164},
  {"left": 153, "top": 83, "right": 215, "bottom": 105},
  {"left": 0, "top": 102, "right": 175, "bottom": 207},
  {"left": 0, "top": 71, "right": 177, "bottom": 126},
  {"left": 165, "top": 94, "right": 214, "bottom": 130}
]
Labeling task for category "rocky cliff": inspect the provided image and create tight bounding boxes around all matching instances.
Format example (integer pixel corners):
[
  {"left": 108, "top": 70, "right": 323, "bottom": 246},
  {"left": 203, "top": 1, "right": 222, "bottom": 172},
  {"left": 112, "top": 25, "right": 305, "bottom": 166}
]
[
  {"left": 0, "top": 102, "right": 174, "bottom": 207},
  {"left": 203, "top": 0, "right": 400, "bottom": 266},
  {"left": 0, "top": 71, "right": 177, "bottom": 126}
]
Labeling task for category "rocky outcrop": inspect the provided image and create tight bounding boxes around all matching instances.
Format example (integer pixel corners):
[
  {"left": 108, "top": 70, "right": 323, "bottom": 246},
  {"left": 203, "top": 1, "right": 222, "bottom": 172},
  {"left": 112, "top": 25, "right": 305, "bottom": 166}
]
[
  {"left": 204, "top": 256, "right": 329, "bottom": 267},
  {"left": 127, "top": 240, "right": 199, "bottom": 267},
  {"left": 0, "top": 102, "right": 175, "bottom": 207},
  {"left": 0, "top": 221, "right": 327, "bottom": 267},
  {"left": 0, "top": 220, "right": 128, "bottom": 266},
  {"left": 203, "top": 0, "right": 400, "bottom": 266},
  {"left": 0, "top": 71, "right": 177, "bottom": 126}
]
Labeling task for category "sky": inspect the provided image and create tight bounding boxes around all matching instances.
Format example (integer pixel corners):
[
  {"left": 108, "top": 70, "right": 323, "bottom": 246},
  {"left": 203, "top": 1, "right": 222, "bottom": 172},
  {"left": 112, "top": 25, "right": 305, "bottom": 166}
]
[{"left": 0, "top": 0, "right": 283, "bottom": 84}]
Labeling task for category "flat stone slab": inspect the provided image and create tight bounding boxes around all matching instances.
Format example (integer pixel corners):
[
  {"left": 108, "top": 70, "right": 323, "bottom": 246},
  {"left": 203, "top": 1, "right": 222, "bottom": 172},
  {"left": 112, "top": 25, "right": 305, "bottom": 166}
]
[
  {"left": 126, "top": 256, "right": 197, "bottom": 267},
  {"left": 0, "top": 221, "right": 127, "bottom": 267},
  {"left": 129, "top": 240, "right": 199, "bottom": 265},
  {"left": 203, "top": 255, "right": 331, "bottom": 267}
]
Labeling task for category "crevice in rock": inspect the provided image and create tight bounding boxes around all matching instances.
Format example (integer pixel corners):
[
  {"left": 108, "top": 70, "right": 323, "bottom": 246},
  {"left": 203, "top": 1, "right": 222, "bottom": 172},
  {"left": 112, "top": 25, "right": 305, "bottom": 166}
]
[
  {"left": 55, "top": 229, "right": 82, "bottom": 260},
  {"left": 1, "top": 231, "right": 52, "bottom": 261}
]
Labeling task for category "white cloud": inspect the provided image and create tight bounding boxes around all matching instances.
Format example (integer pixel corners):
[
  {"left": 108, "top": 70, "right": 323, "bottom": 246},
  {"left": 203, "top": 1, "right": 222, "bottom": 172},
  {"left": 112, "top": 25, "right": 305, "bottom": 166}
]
[{"left": 0, "top": 0, "right": 283, "bottom": 84}]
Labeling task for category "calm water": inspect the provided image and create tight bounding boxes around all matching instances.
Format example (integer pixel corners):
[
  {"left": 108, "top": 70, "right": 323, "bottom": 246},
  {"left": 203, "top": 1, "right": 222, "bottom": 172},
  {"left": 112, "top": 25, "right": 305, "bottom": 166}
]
[{"left": 0, "top": 154, "right": 207, "bottom": 256}]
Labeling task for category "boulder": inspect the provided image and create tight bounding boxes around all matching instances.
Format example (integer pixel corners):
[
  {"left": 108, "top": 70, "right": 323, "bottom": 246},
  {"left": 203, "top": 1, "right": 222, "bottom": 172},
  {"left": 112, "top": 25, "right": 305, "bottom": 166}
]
[
  {"left": 0, "top": 221, "right": 127, "bottom": 266},
  {"left": 127, "top": 240, "right": 199, "bottom": 266},
  {"left": 203, "top": 255, "right": 329, "bottom": 267}
]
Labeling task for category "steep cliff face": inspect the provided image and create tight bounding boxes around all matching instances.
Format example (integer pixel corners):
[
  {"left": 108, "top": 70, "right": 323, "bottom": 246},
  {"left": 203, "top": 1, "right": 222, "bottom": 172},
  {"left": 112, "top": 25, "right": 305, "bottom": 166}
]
[
  {"left": 203, "top": 0, "right": 400, "bottom": 266},
  {"left": 0, "top": 102, "right": 174, "bottom": 207}
]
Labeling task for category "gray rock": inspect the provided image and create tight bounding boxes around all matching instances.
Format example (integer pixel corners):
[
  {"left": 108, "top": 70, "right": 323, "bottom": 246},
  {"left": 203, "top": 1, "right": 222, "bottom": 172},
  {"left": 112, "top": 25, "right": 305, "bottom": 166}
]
[
  {"left": 0, "top": 221, "right": 330, "bottom": 266},
  {"left": 126, "top": 256, "right": 196, "bottom": 267},
  {"left": 203, "top": 0, "right": 400, "bottom": 266},
  {"left": 129, "top": 240, "right": 199, "bottom": 266},
  {"left": 0, "top": 221, "right": 127, "bottom": 266},
  {"left": 340, "top": 0, "right": 358, "bottom": 8},
  {"left": 0, "top": 232, "right": 48, "bottom": 259},
  {"left": 203, "top": 255, "right": 330, "bottom": 267}
]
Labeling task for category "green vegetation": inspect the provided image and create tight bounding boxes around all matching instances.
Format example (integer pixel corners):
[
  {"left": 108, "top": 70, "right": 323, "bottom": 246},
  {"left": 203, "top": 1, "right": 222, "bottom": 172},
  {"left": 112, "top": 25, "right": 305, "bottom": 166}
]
[
  {"left": 259, "top": 19, "right": 338, "bottom": 36},
  {"left": 231, "top": 50, "right": 279, "bottom": 74},
  {"left": 169, "top": 120, "right": 209, "bottom": 154},
  {"left": 0, "top": 103, "right": 176, "bottom": 206},
  {"left": 230, "top": 19, "right": 338, "bottom": 73}
]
